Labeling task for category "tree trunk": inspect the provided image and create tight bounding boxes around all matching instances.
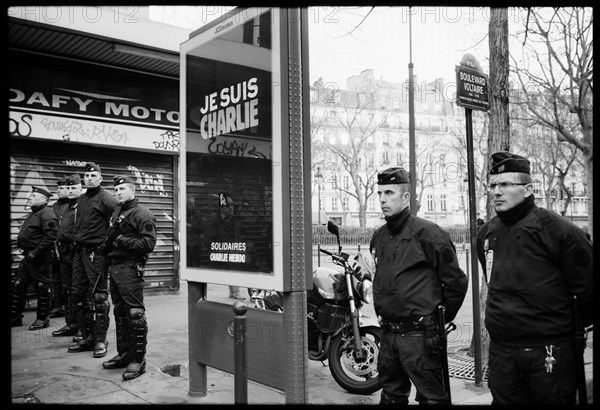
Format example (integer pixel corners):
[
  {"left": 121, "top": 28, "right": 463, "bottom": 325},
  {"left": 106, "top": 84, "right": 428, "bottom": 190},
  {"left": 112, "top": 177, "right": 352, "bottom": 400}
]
[{"left": 469, "top": 7, "right": 510, "bottom": 371}]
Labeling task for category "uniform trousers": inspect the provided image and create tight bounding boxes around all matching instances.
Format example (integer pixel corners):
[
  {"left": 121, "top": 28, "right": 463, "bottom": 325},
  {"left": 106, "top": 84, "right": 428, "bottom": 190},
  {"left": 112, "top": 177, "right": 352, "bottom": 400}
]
[
  {"left": 488, "top": 340, "right": 576, "bottom": 404},
  {"left": 378, "top": 330, "right": 448, "bottom": 404}
]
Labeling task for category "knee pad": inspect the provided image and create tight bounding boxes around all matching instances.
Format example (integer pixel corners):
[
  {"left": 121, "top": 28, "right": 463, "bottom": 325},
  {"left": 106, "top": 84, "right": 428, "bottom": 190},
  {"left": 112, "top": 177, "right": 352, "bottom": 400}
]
[
  {"left": 12, "top": 279, "right": 25, "bottom": 294},
  {"left": 129, "top": 308, "right": 145, "bottom": 321},
  {"left": 36, "top": 282, "right": 50, "bottom": 294},
  {"left": 93, "top": 292, "right": 108, "bottom": 305},
  {"left": 114, "top": 305, "right": 129, "bottom": 319}
]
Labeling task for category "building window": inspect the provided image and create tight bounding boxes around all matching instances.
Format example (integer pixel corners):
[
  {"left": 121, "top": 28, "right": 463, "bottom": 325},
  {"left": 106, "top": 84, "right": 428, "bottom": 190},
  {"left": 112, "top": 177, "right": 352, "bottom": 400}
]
[
  {"left": 342, "top": 197, "right": 349, "bottom": 211},
  {"left": 310, "top": 88, "right": 318, "bottom": 103},
  {"left": 440, "top": 194, "right": 447, "bottom": 212},
  {"left": 331, "top": 198, "right": 338, "bottom": 211},
  {"left": 369, "top": 196, "right": 377, "bottom": 210},
  {"left": 427, "top": 194, "right": 434, "bottom": 212},
  {"left": 382, "top": 151, "right": 389, "bottom": 164},
  {"left": 330, "top": 175, "right": 338, "bottom": 189},
  {"left": 343, "top": 175, "right": 350, "bottom": 189}
]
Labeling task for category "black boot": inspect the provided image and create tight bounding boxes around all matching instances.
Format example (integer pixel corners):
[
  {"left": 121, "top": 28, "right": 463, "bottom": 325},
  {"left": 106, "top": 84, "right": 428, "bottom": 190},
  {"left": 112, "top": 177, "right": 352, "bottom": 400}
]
[
  {"left": 122, "top": 308, "right": 147, "bottom": 380},
  {"left": 30, "top": 282, "right": 50, "bottom": 330},
  {"left": 68, "top": 305, "right": 95, "bottom": 353},
  {"left": 53, "top": 323, "right": 79, "bottom": 336},
  {"left": 53, "top": 294, "right": 78, "bottom": 336},
  {"left": 103, "top": 308, "right": 131, "bottom": 369},
  {"left": 93, "top": 293, "right": 110, "bottom": 358}
]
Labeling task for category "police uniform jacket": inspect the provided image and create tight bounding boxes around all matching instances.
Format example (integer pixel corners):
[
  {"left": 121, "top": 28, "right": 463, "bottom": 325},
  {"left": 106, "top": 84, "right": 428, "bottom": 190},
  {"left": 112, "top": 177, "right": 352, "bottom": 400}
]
[
  {"left": 56, "top": 198, "right": 78, "bottom": 245},
  {"left": 477, "top": 197, "right": 593, "bottom": 346},
  {"left": 370, "top": 207, "right": 468, "bottom": 323},
  {"left": 17, "top": 203, "right": 58, "bottom": 253},
  {"left": 107, "top": 198, "right": 157, "bottom": 260},
  {"left": 52, "top": 198, "right": 70, "bottom": 222},
  {"left": 72, "top": 185, "right": 118, "bottom": 246}
]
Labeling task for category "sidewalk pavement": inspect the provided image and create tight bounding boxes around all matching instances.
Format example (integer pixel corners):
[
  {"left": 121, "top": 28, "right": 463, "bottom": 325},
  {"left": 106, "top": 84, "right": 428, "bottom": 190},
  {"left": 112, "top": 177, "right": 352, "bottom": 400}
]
[{"left": 10, "top": 281, "right": 593, "bottom": 405}]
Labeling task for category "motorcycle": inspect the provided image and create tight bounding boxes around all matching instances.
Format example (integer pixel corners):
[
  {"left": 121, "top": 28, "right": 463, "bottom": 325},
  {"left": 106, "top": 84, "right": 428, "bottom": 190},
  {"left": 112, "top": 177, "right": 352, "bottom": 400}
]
[{"left": 249, "top": 221, "right": 382, "bottom": 395}]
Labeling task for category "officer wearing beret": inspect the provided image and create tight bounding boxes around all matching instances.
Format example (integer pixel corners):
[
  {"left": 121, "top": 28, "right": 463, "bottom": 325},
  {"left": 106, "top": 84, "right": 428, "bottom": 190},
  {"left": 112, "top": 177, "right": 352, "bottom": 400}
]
[
  {"left": 68, "top": 162, "right": 118, "bottom": 358},
  {"left": 11, "top": 186, "right": 58, "bottom": 330},
  {"left": 476, "top": 152, "right": 593, "bottom": 405},
  {"left": 99, "top": 175, "right": 156, "bottom": 381},
  {"left": 369, "top": 167, "right": 468, "bottom": 405},
  {"left": 52, "top": 174, "right": 85, "bottom": 337},
  {"left": 49, "top": 177, "right": 70, "bottom": 318}
]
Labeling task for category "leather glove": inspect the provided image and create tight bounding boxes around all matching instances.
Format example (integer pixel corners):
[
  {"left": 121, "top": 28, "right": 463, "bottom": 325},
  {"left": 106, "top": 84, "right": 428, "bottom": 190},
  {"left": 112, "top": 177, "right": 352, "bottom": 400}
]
[
  {"left": 426, "top": 334, "right": 443, "bottom": 356},
  {"left": 112, "top": 234, "right": 122, "bottom": 249},
  {"left": 25, "top": 249, "right": 41, "bottom": 262}
]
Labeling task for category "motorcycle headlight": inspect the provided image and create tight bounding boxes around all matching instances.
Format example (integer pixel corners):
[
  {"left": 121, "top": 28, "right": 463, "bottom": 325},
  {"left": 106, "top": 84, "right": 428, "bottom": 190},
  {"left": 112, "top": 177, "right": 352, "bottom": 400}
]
[{"left": 360, "top": 279, "right": 373, "bottom": 304}]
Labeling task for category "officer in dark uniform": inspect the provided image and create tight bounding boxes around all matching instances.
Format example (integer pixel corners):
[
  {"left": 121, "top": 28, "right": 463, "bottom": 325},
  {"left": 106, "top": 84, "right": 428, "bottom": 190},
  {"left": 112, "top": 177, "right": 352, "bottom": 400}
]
[
  {"left": 49, "top": 176, "right": 69, "bottom": 318},
  {"left": 52, "top": 174, "right": 84, "bottom": 337},
  {"left": 369, "top": 167, "right": 468, "bottom": 405},
  {"left": 68, "top": 162, "right": 118, "bottom": 358},
  {"left": 10, "top": 186, "right": 58, "bottom": 330},
  {"left": 99, "top": 175, "right": 156, "bottom": 381},
  {"left": 476, "top": 152, "right": 593, "bottom": 405}
]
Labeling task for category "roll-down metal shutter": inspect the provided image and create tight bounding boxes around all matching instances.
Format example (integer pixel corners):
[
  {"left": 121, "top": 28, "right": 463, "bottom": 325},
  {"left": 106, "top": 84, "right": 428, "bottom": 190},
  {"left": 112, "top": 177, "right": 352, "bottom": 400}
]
[{"left": 9, "top": 139, "right": 179, "bottom": 292}]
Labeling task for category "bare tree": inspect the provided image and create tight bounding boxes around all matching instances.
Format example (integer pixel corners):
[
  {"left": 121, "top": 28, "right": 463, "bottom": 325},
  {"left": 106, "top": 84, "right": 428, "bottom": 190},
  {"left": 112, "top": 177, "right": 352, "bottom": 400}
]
[
  {"left": 315, "top": 91, "right": 390, "bottom": 227},
  {"left": 511, "top": 7, "right": 593, "bottom": 238}
]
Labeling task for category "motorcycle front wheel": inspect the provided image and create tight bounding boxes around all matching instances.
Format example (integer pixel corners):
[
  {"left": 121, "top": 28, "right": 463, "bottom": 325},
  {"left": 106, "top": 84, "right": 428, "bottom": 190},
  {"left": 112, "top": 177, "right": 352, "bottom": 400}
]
[{"left": 328, "top": 326, "right": 382, "bottom": 395}]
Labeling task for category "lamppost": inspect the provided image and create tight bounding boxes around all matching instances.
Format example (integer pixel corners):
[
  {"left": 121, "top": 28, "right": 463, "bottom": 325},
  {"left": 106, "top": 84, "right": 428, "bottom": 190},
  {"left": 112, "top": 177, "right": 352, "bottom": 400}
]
[{"left": 315, "top": 166, "right": 323, "bottom": 225}]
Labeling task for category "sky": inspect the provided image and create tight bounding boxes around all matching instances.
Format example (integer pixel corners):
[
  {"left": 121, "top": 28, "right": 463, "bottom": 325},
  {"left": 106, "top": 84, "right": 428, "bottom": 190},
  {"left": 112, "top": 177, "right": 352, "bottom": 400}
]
[{"left": 149, "top": 6, "right": 530, "bottom": 88}]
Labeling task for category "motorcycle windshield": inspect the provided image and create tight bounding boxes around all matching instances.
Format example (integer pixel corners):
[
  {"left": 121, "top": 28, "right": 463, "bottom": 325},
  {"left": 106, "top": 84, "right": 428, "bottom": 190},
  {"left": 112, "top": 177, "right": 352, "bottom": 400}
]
[{"left": 312, "top": 267, "right": 341, "bottom": 299}]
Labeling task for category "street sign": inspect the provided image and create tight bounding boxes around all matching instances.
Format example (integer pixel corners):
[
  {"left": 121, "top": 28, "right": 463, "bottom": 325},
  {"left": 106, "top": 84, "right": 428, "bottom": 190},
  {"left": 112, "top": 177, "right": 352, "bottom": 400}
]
[{"left": 455, "top": 65, "right": 489, "bottom": 112}]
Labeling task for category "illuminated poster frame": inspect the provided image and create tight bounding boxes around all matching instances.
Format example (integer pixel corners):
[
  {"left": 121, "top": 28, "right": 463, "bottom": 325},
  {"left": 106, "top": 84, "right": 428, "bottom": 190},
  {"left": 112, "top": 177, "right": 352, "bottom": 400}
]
[{"left": 180, "top": 8, "right": 285, "bottom": 291}]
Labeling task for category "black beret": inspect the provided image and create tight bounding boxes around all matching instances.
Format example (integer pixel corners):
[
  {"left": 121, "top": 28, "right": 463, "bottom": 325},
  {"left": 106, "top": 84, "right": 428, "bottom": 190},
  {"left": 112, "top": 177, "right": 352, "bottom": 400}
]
[
  {"left": 489, "top": 151, "right": 530, "bottom": 175},
  {"left": 113, "top": 175, "right": 136, "bottom": 186},
  {"left": 32, "top": 186, "right": 52, "bottom": 198},
  {"left": 56, "top": 177, "right": 67, "bottom": 186},
  {"left": 85, "top": 162, "right": 101, "bottom": 173},
  {"left": 65, "top": 174, "right": 81, "bottom": 186},
  {"left": 377, "top": 167, "right": 410, "bottom": 185}
]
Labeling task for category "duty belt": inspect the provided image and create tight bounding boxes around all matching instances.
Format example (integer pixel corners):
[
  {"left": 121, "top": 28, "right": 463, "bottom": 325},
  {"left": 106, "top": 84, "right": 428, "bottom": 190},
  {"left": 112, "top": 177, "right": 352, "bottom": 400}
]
[
  {"left": 110, "top": 257, "right": 143, "bottom": 265},
  {"left": 380, "top": 315, "right": 436, "bottom": 333}
]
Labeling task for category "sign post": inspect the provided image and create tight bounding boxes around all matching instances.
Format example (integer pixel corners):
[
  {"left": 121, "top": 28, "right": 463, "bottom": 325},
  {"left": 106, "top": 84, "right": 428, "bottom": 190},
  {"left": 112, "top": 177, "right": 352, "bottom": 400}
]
[{"left": 455, "top": 53, "right": 489, "bottom": 386}]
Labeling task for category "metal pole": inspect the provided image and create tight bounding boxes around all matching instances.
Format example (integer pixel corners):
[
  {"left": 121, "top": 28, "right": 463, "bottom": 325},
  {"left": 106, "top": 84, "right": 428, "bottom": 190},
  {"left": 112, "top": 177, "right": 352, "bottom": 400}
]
[
  {"left": 317, "top": 243, "right": 321, "bottom": 267},
  {"left": 233, "top": 301, "right": 248, "bottom": 404},
  {"left": 408, "top": 7, "right": 417, "bottom": 216},
  {"left": 188, "top": 281, "right": 207, "bottom": 397},
  {"left": 465, "top": 108, "right": 483, "bottom": 385}
]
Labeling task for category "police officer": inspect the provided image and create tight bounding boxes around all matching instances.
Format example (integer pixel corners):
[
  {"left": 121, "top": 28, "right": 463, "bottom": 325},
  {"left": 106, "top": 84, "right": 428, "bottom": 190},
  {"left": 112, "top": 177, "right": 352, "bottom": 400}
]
[
  {"left": 52, "top": 174, "right": 84, "bottom": 337},
  {"left": 476, "top": 152, "right": 593, "bottom": 405},
  {"left": 68, "top": 162, "right": 118, "bottom": 358},
  {"left": 100, "top": 175, "right": 156, "bottom": 381},
  {"left": 11, "top": 186, "right": 58, "bottom": 330},
  {"left": 369, "top": 167, "right": 468, "bottom": 405},
  {"left": 49, "top": 176, "right": 69, "bottom": 318}
]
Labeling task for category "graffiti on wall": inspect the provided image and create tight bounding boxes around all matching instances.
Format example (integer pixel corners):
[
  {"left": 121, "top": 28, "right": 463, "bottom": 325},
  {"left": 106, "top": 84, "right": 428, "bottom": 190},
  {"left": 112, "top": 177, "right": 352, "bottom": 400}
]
[
  {"left": 127, "top": 165, "right": 168, "bottom": 197},
  {"left": 9, "top": 111, "right": 180, "bottom": 153}
]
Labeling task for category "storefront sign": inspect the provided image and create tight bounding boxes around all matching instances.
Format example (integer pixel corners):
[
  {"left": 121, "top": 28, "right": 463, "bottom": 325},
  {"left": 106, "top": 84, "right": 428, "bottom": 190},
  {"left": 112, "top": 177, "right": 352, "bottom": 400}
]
[{"left": 8, "top": 49, "right": 180, "bottom": 151}]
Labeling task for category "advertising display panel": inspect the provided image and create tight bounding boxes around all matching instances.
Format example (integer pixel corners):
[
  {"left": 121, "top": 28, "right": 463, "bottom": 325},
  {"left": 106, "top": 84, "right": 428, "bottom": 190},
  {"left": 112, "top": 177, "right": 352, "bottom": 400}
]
[{"left": 181, "top": 8, "right": 284, "bottom": 290}]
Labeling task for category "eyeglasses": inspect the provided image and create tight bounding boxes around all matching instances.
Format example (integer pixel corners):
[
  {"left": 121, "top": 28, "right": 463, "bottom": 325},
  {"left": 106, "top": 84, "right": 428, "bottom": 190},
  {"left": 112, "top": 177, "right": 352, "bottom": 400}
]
[{"left": 485, "top": 182, "right": 529, "bottom": 192}]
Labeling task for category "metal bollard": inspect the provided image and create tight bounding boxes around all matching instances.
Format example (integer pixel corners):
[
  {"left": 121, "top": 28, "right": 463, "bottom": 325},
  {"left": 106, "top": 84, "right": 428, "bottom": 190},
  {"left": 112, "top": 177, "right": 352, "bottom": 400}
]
[{"left": 232, "top": 301, "right": 248, "bottom": 404}]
